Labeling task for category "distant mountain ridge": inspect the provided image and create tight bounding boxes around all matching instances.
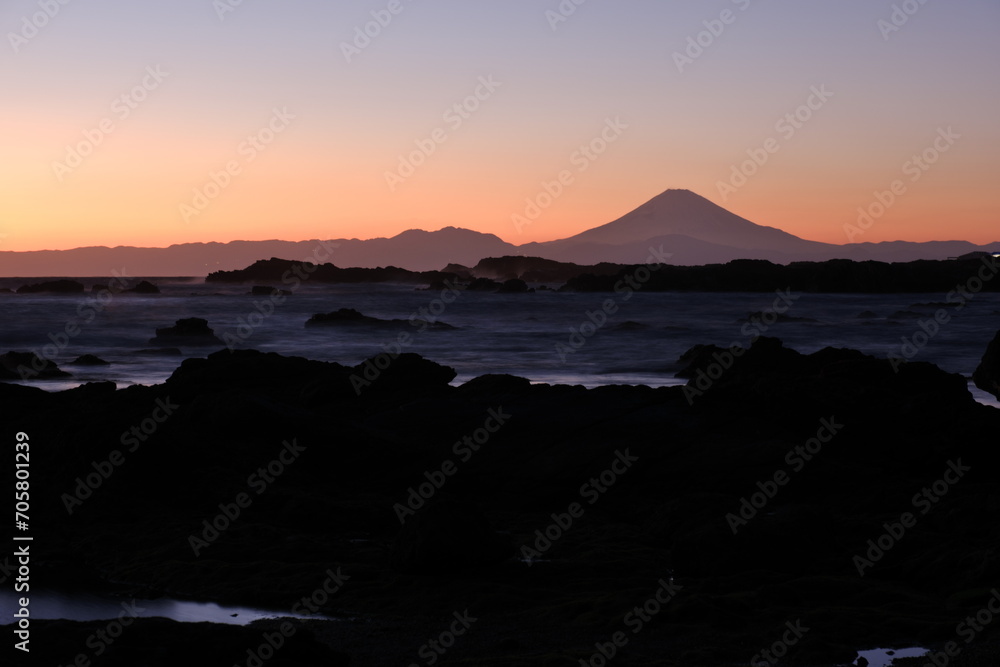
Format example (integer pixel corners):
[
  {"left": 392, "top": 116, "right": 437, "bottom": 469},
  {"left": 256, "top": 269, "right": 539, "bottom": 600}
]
[{"left": 1, "top": 189, "right": 996, "bottom": 276}]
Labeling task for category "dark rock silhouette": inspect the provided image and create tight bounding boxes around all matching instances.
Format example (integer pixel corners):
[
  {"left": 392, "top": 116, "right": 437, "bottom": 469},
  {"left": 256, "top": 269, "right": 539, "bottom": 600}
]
[
  {"left": 305, "top": 308, "right": 454, "bottom": 330},
  {"left": 125, "top": 280, "right": 160, "bottom": 294},
  {"left": 207, "top": 257, "right": 456, "bottom": 286},
  {"left": 19, "top": 619, "right": 348, "bottom": 666},
  {"left": 497, "top": 278, "right": 532, "bottom": 293},
  {"left": 148, "top": 318, "right": 223, "bottom": 346},
  {"left": 463, "top": 256, "right": 622, "bottom": 282},
  {"left": 561, "top": 256, "right": 1000, "bottom": 293},
  {"left": 465, "top": 277, "right": 503, "bottom": 292},
  {"left": 16, "top": 279, "right": 85, "bottom": 294},
  {"left": 0, "top": 351, "right": 71, "bottom": 379},
  {"left": 351, "top": 352, "right": 456, "bottom": 393},
  {"left": 70, "top": 354, "right": 110, "bottom": 365},
  {"left": 973, "top": 330, "right": 1000, "bottom": 399},
  {"left": 251, "top": 285, "right": 292, "bottom": 296},
  {"left": 5, "top": 340, "right": 998, "bottom": 664}
]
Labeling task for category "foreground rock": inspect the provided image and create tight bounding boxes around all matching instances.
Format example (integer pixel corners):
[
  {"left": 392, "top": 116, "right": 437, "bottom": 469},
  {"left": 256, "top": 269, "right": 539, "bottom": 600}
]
[
  {"left": 16, "top": 279, "right": 85, "bottom": 294},
  {"left": 0, "top": 351, "right": 70, "bottom": 380},
  {"left": 148, "top": 317, "right": 223, "bottom": 346},
  {"left": 3, "top": 340, "right": 998, "bottom": 666},
  {"left": 973, "top": 329, "right": 1000, "bottom": 398},
  {"left": 10, "top": 619, "right": 348, "bottom": 666}
]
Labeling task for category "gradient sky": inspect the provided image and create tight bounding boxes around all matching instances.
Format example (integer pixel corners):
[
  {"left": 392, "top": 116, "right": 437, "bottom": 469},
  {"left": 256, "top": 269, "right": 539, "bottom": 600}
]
[{"left": 1, "top": 0, "right": 997, "bottom": 252}]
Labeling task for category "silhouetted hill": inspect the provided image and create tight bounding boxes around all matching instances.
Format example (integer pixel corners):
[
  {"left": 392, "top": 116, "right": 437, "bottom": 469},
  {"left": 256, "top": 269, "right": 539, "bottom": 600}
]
[
  {"left": 2, "top": 189, "right": 997, "bottom": 275},
  {"left": 549, "top": 189, "right": 827, "bottom": 251}
]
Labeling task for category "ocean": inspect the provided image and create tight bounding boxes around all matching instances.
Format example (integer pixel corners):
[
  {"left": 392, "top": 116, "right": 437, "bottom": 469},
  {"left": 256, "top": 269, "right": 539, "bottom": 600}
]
[{"left": 1, "top": 278, "right": 998, "bottom": 406}]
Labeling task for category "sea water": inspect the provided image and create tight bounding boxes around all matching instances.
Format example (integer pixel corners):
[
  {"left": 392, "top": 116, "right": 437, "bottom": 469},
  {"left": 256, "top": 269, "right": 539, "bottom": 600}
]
[{"left": 0, "top": 280, "right": 997, "bottom": 407}]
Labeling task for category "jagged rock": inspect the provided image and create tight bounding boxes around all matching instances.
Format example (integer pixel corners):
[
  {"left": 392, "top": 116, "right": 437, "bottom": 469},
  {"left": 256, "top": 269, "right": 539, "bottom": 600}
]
[
  {"left": 457, "top": 374, "right": 532, "bottom": 396},
  {"left": 973, "top": 330, "right": 1000, "bottom": 399},
  {"left": 352, "top": 352, "right": 456, "bottom": 393},
  {"left": 206, "top": 256, "right": 456, "bottom": 286},
  {"left": 148, "top": 318, "right": 222, "bottom": 346},
  {"left": 70, "top": 354, "right": 110, "bottom": 365},
  {"left": 465, "top": 277, "right": 502, "bottom": 292},
  {"left": 250, "top": 285, "right": 292, "bottom": 296},
  {"left": 0, "top": 351, "right": 71, "bottom": 380},
  {"left": 498, "top": 278, "right": 532, "bottom": 293},
  {"left": 18, "top": 619, "right": 349, "bottom": 666},
  {"left": 16, "top": 279, "right": 85, "bottom": 294},
  {"left": 125, "top": 280, "right": 160, "bottom": 294}
]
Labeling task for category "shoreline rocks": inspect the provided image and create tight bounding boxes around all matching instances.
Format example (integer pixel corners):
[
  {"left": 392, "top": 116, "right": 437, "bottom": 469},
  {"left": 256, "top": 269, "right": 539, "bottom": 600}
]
[
  {"left": 149, "top": 317, "right": 223, "bottom": 346},
  {"left": 0, "top": 351, "right": 71, "bottom": 379},
  {"left": 973, "top": 329, "right": 1000, "bottom": 399},
  {"left": 4, "top": 338, "right": 998, "bottom": 665}
]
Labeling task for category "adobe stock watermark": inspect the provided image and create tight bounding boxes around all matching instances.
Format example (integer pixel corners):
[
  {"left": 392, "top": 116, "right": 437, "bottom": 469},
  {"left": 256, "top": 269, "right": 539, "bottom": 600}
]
[
  {"left": 672, "top": 0, "right": 753, "bottom": 73},
  {"left": 213, "top": 0, "right": 252, "bottom": 22},
  {"left": 221, "top": 240, "right": 339, "bottom": 349},
  {"left": 8, "top": 0, "right": 74, "bottom": 54},
  {"left": 683, "top": 288, "right": 801, "bottom": 404},
  {"left": 385, "top": 75, "right": 502, "bottom": 192},
  {"left": 725, "top": 417, "right": 843, "bottom": 535},
  {"left": 233, "top": 567, "right": 350, "bottom": 667},
  {"left": 853, "top": 459, "right": 970, "bottom": 577},
  {"left": 923, "top": 588, "right": 1000, "bottom": 667},
  {"left": 750, "top": 620, "right": 810, "bottom": 667},
  {"left": 394, "top": 407, "right": 511, "bottom": 523},
  {"left": 51, "top": 600, "right": 146, "bottom": 667},
  {"left": 716, "top": 85, "right": 834, "bottom": 202},
  {"left": 520, "top": 449, "right": 638, "bottom": 564},
  {"left": 61, "top": 397, "right": 179, "bottom": 515},
  {"left": 578, "top": 578, "right": 683, "bottom": 666},
  {"left": 844, "top": 126, "right": 960, "bottom": 242},
  {"left": 512, "top": 117, "right": 628, "bottom": 234},
  {"left": 878, "top": 0, "right": 931, "bottom": 41},
  {"left": 340, "top": 0, "right": 417, "bottom": 64},
  {"left": 545, "top": 0, "right": 588, "bottom": 32},
  {"left": 887, "top": 255, "right": 998, "bottom": 371},
  {"left": 188, "top": 438, "right": 306, "bottom": 556},
  {"left": 52, "top": 66, "right": 169, "bottom": 182},
  {"left": 555, "top": 246, "right": 672, "bottom": 362},
  {"left": 407, "top": 610, "right": 477, "bottom": 667},
  {"left": 180, "top": 107, "right": 295, "bottom": 223}
]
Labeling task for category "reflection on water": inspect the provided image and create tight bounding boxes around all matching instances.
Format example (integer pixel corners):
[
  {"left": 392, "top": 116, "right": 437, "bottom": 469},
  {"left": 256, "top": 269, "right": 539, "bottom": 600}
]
[{"left": 0, "top": 588, "right": 331, "bottom": 626}]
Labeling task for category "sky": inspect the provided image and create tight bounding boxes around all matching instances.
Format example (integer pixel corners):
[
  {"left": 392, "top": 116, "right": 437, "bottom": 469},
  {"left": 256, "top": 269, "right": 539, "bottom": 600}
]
[{"left": 1, "top": 0, "right": 997, "bottom": 252}]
